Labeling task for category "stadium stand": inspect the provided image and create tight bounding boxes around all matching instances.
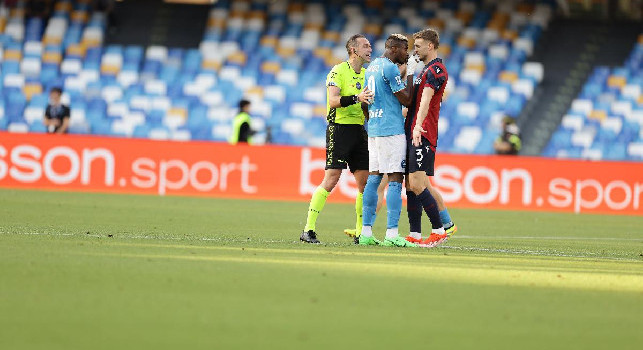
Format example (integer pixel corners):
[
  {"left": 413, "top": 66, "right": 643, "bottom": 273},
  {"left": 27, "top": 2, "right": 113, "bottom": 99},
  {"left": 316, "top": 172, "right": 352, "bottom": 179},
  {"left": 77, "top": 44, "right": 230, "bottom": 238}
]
[
  {"left": 2, "top": 0, "right": 552, "bottom": 152},
  {"left": 542, "top": 35, "right": 643, "bottom": 161}
]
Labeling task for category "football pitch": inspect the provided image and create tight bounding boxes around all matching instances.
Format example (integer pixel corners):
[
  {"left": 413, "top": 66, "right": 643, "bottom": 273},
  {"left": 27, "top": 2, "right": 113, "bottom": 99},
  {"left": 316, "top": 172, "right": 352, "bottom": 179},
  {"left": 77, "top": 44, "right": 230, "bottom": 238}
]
[{"left": 0, "top": 189, "right": 641, "bottom": 350}]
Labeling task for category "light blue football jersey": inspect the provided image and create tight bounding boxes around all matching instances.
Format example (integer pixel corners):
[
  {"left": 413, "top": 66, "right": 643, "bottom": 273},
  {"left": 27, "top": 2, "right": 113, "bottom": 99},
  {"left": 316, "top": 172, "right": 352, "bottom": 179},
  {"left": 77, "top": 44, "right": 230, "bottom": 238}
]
[{"left": 364, "top": 57, "right": 406, "bottom": 137}]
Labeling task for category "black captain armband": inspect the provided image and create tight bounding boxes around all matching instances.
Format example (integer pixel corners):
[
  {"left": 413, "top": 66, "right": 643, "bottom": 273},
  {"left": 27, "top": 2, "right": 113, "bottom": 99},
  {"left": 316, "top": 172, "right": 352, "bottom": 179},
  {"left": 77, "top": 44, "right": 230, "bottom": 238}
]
[{"left": 340, "top": 95, "right": 359, "bottom": 107}]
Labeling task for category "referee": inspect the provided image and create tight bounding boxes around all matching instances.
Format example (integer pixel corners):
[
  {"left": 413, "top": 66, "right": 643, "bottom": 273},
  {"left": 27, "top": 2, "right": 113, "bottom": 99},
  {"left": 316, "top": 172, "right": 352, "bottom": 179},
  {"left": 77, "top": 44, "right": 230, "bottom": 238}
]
[{"left": 300, "top": 34, "right": 374, "bottom": 244}]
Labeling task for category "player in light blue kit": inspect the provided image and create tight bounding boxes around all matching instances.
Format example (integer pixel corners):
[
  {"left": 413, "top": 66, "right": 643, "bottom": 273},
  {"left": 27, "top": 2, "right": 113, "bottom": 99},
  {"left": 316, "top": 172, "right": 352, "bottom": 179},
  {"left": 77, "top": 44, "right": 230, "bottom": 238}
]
[{"left": 359, "top": 34, "right": 422, "bottom": 247}]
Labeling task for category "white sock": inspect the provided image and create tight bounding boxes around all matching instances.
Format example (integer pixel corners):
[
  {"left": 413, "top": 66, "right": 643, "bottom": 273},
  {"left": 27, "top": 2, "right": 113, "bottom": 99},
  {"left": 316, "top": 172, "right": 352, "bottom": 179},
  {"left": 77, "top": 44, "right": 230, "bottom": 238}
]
[
  {"left": 432, "top": 227, "right": 445, "bottom": 235},
  {"left": 409, "top": 232, "right": 422, "bottom": 239},
  {"left": 385, "top": 227, "right": 398, "bottom": 239},
  {"left": 361, "top": 226, "right": 373, "bottom": 237}
]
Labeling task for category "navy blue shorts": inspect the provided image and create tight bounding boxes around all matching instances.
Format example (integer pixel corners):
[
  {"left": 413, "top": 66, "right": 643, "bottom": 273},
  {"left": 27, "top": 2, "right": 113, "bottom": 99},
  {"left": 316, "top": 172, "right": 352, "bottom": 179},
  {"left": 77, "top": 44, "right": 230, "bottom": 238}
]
[{"left": 406, "top": 137, "right": 435, "bottom": 176}]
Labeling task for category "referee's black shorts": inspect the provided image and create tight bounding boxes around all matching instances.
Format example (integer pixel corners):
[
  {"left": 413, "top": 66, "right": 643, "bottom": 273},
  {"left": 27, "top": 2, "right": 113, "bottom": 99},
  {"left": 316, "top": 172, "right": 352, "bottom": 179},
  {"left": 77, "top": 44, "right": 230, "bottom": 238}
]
[{"left": 325, "top": 123, "right": 369, "bottom": 173}]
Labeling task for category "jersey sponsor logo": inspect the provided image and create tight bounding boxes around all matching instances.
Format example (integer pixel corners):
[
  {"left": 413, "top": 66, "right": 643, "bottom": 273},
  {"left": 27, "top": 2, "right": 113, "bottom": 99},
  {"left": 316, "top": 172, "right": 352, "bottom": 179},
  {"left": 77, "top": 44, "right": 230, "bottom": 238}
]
[
  {"left": 435, "top": 67, "right": 441, "bottom": 74},
  {"left": 368, "top": 109, "right": 383, "bottom": 119}
]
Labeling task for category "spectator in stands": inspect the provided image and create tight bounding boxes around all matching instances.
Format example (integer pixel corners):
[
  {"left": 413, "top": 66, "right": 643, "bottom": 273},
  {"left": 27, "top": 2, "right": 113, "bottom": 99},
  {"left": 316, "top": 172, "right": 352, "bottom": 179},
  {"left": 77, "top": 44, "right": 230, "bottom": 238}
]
[
  {"left": 43, "top": 87, "right": 71, "bottom": 134},
  {"left": 229, "top": 99, "right": 254, "bottom": 144},
  {"left": 494, "top": 116, "right": 522, "bottom": 155}
]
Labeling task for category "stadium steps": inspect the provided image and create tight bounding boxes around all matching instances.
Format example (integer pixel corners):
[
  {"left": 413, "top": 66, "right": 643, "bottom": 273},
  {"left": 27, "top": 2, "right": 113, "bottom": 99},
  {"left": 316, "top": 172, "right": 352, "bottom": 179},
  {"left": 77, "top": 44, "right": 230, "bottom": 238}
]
[
  {"left": 105, "top": 0, "right": 208, "bottom": 48},
  {"left": 518, "top": 20, "right": 640, "bottom": 155},
  {"left": 151, "top": 1, "right": 209, "bottom": 48}
]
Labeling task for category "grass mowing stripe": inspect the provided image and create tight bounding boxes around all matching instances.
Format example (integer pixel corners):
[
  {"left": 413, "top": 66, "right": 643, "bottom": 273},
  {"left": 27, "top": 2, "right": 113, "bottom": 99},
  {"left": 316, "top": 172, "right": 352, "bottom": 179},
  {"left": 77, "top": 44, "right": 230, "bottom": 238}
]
[
  {"left": 72, "top": 249, "right": 643, "bottom": 293},
  {"left": 3, "top": 230, "right": 642, "bottom": 262},
  {"left": 102, "top": 241, "right": 643, "bottom": 271},
  {"left": 441, "top": 245, "right": 643, "bottom": 261}
]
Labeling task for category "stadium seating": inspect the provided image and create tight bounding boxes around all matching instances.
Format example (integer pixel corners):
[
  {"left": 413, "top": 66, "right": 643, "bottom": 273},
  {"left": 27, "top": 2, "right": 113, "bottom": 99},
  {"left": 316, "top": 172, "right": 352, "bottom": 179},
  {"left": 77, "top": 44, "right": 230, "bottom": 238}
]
[
  {"left": 543, "top": 35, "right": 643, "bottom": 161},
  {"left": 1, "top": 0, "right": 554, "bottom": 153}
]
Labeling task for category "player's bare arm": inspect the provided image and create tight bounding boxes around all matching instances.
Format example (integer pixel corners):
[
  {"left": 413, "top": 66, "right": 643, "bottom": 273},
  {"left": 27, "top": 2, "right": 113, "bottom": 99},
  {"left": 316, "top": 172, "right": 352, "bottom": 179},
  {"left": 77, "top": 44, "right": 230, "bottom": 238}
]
[
  {"left": 362, "top": 102, "right": 369, "bottom": 120},
  {"left": 412, "top": 86, "right": 434, "bottom": 147},
  {"left": 393, "top": 54, "right": 421, "bottom": 107},
  {"left": 393, "top": 75, "right": 414, "bottom": 107}
]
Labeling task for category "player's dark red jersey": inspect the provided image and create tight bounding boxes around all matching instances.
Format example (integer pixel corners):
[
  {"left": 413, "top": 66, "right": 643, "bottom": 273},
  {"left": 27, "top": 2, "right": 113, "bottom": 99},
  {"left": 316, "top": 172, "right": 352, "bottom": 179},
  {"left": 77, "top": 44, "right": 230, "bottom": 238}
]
[{"left": 405, "top": 58, "right": 448, "bottom": 150}]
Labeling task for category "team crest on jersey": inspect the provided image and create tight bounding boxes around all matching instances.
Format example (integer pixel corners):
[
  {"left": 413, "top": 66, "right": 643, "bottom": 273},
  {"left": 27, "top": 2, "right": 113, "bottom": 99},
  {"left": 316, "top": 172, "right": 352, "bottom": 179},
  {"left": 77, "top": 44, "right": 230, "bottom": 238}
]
[{"left": 356, "top": 82, "right": 361, "bottom": 89}]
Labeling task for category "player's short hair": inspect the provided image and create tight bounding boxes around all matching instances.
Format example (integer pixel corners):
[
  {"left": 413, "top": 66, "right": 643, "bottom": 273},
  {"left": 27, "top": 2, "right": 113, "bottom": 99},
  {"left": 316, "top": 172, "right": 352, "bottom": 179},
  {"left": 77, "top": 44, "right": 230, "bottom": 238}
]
[
  {"left": 384, "top": 33, "right": 408, "bottom": 49},
  {"left": 345, "top": 34, "right": 366, "bottom": 56},
  {"left": 50, "top": 87, "right": 63, "bottom": 95},
  {"left": 239, "top": 99, "right": 250, "bottom": 110},
  {"left": 413, "top": 28, "right": 440, "bottom": 49}
]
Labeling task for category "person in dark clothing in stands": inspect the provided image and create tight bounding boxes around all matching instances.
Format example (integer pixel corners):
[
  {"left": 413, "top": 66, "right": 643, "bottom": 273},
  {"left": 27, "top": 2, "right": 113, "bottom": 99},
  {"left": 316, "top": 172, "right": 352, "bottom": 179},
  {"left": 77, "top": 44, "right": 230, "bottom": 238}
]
[
  {"left": 229, "top": 99, "right": 254, "bottom": 144},
  {"left": 494, "top": 116, "right": 522, "bottom": 155},
  {"left": 43, "top": 87, "right": 71, "bottom": 134}
]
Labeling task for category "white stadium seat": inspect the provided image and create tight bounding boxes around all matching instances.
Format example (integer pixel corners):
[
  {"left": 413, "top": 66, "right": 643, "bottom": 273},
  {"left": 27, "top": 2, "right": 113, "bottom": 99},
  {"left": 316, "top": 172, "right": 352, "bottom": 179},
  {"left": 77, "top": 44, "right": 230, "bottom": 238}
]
[
  {"left": 61, "top": 59, "right": 83, "bottom": 74},
  {"left": 24, "top": 107, "right": 44, "bottom": 123},
  {"left": 561, "top": 114, "right": 584, "bottom": 131},
  {"left": 151, "top": 97, "right": 171, "bottom": 111},
  {"left": 23, "top": 41, "right": 42, "bottom": 56},
  {"left": 581, "top": 148, "right": 602, "bottom": 161},
  {"left": 522, "top": 62, "right": 544, "bottom": 82},
  {"left": 571, "top": 129, "right": 595, "bottom": 148},
  {"left": 512, "top": 79, "right": 535, "bottom": 98},
  {"left": 627, "top": 142, "right": 643, "bottom": 158},
  {"left": 8, "top": 122, "right": 29, "bottom": 133},
  {"left": 145, "top": 46, "right": 167, "bottom": 62},
  {"left": 171, "top": 130, "right": 192, "bottom": 141},
  {"left": 4, "top": 73, "right": 25, "bottom": 88},
  {"left": 149, "top": 128, "right": 170, "bottom": 140},
  {"left": 457, "top": 102, "right": 479, "bottom": 119},
  {"left": 601, "top": 117, "right": 623, "bottom": 134},
  {"left": 487, "top": 86, "right": 509, "bottom": 104},
  {"left": 570, "top": 99, "right": 593, "bottom": 116},
  {"left": 200, "top": 91, "right": 224, "bottom": 107},
  {"left": 454, "top": 126, "right": 482, "bottom": 152},
  {"left": 282, "top": 118, "right": 305, "bottom": 136},
  {"left": 290, "top": 103, "right": 313, "bottom": 119}
]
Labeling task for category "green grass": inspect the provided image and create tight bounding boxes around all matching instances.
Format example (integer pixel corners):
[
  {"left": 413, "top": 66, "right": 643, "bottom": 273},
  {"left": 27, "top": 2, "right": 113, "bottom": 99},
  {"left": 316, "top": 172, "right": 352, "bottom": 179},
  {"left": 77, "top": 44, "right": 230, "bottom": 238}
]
[{"left": 0, "top": 189, "right": 641, "bottom": 350}]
